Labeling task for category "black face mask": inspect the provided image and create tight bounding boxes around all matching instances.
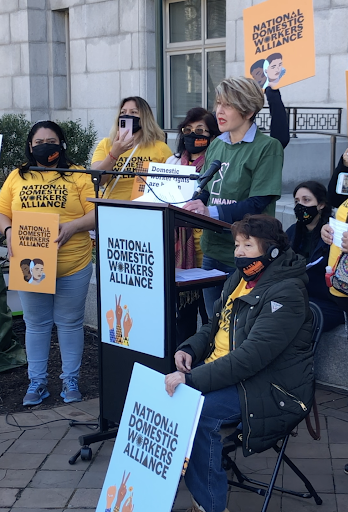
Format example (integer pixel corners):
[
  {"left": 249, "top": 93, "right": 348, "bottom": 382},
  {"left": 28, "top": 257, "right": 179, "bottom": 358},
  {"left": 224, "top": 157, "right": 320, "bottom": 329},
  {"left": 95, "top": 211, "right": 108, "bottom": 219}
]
[
  {"left": 294, "top": 203, "right": 319, "bottom": 225},
  {"left": 183, "top": 133, "right": 211, "bottom": 155},
  {"left": 235, "top": 255, "right": 273, "bottom": 282},
  {"left": 32, "top": 143, "right": 61, "bottom": 167},
  {"left": 119, "top": 115, "right": 141, "bottom": 134}
]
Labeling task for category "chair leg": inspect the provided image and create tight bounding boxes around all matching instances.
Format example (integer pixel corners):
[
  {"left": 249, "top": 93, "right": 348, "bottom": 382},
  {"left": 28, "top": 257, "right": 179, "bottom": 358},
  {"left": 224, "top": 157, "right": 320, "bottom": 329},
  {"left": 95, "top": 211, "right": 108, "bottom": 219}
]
[
  {"left": 274, "top": 448, "right": 323, "bottom": 505},
  {"left": 226, "top": 435, "right": 323, "bottom": 508},
  {"left": 259, "top": 435, "right": 289, "bottom": 512}
]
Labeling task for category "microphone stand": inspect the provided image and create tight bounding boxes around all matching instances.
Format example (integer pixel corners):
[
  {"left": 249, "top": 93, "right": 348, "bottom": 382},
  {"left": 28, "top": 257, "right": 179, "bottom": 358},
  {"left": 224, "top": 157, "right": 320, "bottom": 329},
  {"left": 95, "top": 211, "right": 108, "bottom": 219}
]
[{"left": 29, "top": 167, "right": 200, "bottom": 199}]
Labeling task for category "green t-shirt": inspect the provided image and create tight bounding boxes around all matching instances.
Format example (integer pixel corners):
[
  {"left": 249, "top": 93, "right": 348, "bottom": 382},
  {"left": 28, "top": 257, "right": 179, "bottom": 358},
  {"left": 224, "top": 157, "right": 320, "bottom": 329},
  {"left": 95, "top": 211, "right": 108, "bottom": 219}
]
[{"left": 200, "top": 129, "right": 283, "bottom": 266}]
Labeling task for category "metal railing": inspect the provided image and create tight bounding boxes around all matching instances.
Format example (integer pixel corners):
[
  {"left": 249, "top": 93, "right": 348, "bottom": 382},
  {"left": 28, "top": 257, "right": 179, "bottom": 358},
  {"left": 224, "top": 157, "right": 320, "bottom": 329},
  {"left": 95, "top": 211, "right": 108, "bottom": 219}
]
[
  {"left": 164, "top": 108, "right": 346, "bottom": 177},
  {"left": 256, "top": 107, "right": 343, "bottom": 135}
]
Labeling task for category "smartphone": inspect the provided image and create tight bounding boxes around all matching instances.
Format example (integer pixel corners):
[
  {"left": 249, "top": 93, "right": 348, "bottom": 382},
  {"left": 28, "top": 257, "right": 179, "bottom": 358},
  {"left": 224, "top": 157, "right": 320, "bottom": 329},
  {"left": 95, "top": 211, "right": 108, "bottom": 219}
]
[
  {"left": 336, "top": 172, "right": 348, "bottom": 195},
  {"left": 119, "top": 118, "right": 133, "bottom": 141}
]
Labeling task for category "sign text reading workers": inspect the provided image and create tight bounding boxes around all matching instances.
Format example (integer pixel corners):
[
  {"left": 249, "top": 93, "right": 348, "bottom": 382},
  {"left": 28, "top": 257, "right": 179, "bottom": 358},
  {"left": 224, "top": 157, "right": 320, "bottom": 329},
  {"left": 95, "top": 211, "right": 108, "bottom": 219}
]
[
  {"left": 252, "top": 9, "right": 304, "bottom": 54},
  {"left": 107, "top": 238, "right": 154, "bottom": 289},
  {"left": 18, "top": 224, "right": 51, "bottom": 248},
  {"left": 123, "top": 401, "right": 179, "bottom": 480}
]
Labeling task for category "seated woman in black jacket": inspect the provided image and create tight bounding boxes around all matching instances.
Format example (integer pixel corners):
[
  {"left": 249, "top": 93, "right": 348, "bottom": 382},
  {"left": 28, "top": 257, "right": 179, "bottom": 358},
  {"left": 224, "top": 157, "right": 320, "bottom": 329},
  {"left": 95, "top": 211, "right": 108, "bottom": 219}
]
[
  {"left": 286, "top": 181, "right": 344, "bottom": 332},
  {"left": 165, "top": 214, "right": 314, "bottom": 512}
]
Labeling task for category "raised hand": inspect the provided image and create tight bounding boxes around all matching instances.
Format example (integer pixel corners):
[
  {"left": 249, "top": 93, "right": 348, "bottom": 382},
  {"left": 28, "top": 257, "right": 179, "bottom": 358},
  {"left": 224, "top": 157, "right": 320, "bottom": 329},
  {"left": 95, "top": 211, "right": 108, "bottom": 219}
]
[
  {"left": 115, "top": 471, "right": 131, "bottom": 509},
  {"left": 123, "top": 312, "right": 133, "bottom": 338},
  {"left": 106, "top": 485, "right": 116, "bottom": 509},
  {"left": 106, "top": 310, "right": 115, "bottom": 330},
  {"left": 115, "top": 294, "right": 123, "bottom": 326},
  {"left": 122, "top": 496, "right": 134, "bottom": 512}
]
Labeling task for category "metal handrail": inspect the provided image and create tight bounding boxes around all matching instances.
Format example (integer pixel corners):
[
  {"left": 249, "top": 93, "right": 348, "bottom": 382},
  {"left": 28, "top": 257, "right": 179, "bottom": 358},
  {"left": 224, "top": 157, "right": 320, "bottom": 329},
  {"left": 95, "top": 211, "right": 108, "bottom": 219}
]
[
  {"left": 256, "top": 107, "right": 343, "bottom": 135},
  {"left": 163, "top": 129, "right": 348, "bottom": 177}
]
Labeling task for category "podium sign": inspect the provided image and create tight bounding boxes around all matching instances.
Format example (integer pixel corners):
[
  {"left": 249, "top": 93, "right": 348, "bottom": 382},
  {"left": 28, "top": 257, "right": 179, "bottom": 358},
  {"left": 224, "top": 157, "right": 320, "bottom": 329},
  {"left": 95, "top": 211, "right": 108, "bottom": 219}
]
[
  {"left": 98, "top": 206, "right": 165, "bottom": 358},
  {"left": 91, "top": 198, "right": 230, "bottom": 425}
]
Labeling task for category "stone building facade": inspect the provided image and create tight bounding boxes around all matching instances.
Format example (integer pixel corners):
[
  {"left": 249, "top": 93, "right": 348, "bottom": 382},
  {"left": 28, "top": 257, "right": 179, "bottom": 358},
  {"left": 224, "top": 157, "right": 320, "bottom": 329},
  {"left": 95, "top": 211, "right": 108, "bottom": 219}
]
[{"left": 0, "top": 0, "right": 347, "bottom": 139}]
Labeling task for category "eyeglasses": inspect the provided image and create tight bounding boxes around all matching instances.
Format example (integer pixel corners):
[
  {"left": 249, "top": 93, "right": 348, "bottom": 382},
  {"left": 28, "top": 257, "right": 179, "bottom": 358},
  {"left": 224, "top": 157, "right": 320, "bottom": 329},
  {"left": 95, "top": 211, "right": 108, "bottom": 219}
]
[{"left": 182, "top": 127, "right": 210, "bottom": 136}]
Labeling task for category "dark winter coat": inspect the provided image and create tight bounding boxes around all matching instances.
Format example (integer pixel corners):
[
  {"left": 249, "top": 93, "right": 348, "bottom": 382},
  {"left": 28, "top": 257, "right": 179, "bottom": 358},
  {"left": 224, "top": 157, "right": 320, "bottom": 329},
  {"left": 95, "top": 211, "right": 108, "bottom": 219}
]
[{"left": 179, "top": 248, "right": 314, "bottom": 456}]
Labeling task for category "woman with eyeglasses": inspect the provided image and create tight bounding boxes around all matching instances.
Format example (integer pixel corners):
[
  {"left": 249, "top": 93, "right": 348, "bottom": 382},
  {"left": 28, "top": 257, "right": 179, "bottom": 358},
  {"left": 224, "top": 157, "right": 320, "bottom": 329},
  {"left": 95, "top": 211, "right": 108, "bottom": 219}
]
[
  {"left": 166, "top": 108, "right": 221, "bottom": 344},
  {"left": 0, "top": 120, "right": 95, "bottom": 406},
  {"left": 91, "top": 96, "right": 172, "bottom": 199}
]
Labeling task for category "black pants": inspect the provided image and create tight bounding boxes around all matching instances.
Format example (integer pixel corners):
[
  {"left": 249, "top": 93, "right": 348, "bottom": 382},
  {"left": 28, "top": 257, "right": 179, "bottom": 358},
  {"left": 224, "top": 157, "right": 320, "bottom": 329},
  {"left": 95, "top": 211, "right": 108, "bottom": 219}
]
[{"left": 176, "top": 293, "right": 208, "bottom": 347}]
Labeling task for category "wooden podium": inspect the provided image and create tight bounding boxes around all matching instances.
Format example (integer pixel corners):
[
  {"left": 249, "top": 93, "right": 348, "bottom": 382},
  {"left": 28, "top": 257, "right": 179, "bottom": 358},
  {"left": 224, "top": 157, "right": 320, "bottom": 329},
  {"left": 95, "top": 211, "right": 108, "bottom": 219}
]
[{"left": 69, "top": 198, "right": 230, "bottom": 463}]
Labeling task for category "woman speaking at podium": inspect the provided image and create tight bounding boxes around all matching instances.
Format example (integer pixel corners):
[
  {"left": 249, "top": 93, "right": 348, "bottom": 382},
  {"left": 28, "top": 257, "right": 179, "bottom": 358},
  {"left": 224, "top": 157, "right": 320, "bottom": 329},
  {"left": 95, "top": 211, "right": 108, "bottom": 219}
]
[
  {"left": 183, "top": 77, "right": 284, "bottom": 318},
  {"left": 91, "top": 96, "right": 172, "bottom": 199},
  {"left": 0, "top": 121, "right": 95, "bottom": 406}
]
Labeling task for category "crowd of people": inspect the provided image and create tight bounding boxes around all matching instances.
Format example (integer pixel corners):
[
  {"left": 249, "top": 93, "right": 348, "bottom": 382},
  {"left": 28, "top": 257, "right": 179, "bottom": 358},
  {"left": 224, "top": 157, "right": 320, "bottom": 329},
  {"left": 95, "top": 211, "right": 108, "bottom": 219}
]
[{"left": 0, "top": 75, "right": 347, "bottom": 512}]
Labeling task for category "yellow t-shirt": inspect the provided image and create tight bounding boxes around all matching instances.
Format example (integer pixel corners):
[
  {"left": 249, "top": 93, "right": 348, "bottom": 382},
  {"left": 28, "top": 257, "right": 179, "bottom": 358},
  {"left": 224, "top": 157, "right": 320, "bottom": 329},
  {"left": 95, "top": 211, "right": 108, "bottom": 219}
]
[
  {"left": 0, "top": 167, "right": 95, "bottom": 278},
  {"left": 91, "top": 138, "right": 173, "bottom": 200},
  {"left": 328, "top": 199, "right": 348, "bottom": 297},
  {"left": 205, "top": 279, "right": 252, "bottom": 363}
]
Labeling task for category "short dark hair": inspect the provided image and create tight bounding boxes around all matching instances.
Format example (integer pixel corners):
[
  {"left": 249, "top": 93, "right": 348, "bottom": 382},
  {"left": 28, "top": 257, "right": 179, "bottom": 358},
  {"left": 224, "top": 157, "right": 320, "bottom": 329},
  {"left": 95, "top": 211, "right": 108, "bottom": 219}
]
[
  {"left": 231, "top": 214, "right": 289, "bottom": 254},
  {"left": 266, "top": 53, "right": 282, "bottom": 64},
  {"left": 32, "top": 258, "right": 44, "bottom": 265},
  {"left": 20, "top": 259, "right": 31, "bottom": 267},
  {"left": 175, "top": 107, "right": 220, "bottom": 157},
  {"left": 293, "top": 181, "right": 331, "bottom": 223},
  {"left": 250, "top": 59, "right": 265, "bottom": 73}
]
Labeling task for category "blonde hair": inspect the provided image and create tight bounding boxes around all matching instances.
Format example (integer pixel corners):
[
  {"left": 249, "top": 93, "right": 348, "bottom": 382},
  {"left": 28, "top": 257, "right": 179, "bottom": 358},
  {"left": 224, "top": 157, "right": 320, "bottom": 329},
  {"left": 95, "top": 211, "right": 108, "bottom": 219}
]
[
  {"left": 215, "top": 76, "right": 264, "bottom": 121},
  {"left": 109, "top": 96, "right": 165, "bottom": 147}
]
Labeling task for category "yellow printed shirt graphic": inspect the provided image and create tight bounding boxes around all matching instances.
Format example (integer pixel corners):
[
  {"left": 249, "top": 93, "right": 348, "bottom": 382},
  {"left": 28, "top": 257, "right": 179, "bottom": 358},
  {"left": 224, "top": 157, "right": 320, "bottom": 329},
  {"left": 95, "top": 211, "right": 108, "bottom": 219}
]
[
  {"left": 205, "top": 279, "right": 252, "bottom": 363},
  {"left": 91, "top": 138, "right": 172, "bottom": 200},
  {"left": 0, "top": 167, "right": 95, "bottom": 278}
]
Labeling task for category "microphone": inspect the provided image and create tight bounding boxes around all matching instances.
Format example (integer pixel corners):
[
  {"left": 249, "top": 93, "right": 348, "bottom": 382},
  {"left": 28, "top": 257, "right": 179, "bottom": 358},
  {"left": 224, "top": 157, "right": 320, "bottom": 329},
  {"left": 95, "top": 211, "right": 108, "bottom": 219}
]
[{"left": 191, "top": 160, "right": 221, "bottom": 200}]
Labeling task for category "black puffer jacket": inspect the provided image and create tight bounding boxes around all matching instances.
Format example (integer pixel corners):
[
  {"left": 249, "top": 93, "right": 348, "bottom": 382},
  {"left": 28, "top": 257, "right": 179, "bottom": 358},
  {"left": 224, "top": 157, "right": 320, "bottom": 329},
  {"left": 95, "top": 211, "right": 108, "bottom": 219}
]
[{"left": 179, "top": 248, "right": 314, "bottom": 456}]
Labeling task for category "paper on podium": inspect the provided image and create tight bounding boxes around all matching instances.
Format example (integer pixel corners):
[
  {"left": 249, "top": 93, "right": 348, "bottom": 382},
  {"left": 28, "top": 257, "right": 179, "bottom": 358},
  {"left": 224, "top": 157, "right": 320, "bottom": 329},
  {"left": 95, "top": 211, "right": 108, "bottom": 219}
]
[
  {"left": 95, "top": 363, "right": 204, "bottom": 512},
  {"left": 131, "top": 162, "right": 197, "bottom": 206},
  {"left": 175, "top": 268, "right": 228, "bottom": 282}
]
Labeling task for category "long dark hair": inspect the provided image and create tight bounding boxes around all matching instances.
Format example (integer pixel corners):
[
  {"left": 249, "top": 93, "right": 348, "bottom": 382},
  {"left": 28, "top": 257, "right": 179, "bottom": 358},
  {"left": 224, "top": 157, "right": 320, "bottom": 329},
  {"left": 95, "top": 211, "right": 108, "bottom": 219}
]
[
  {"left": 175, "top": 107, "right": 220, "bottom": 157},
  {"left": 293, "top": 181, "right": 331, "bottom": 222},
  {"left": 19, "top": 121, "right": 75, "bottom": 179},
  {"left": 292, "top": 181, "right": 332, "bottom": 253}
]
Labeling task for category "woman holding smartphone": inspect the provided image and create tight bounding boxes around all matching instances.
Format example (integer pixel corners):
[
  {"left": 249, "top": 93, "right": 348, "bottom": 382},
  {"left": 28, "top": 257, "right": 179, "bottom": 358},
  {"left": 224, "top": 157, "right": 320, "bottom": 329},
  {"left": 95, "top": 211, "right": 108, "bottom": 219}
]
[{"left": 91, "top": 96, "right": 172, "bottom": 199}]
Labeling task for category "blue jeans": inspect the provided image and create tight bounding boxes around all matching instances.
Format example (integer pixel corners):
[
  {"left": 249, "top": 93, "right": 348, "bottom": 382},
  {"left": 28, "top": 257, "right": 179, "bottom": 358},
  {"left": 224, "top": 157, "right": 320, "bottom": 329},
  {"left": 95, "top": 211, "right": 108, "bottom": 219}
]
[
  {"left": 202, "top": 255, "right": 236, "bottom": 319},
  {"left": 19, "top": 262, "right": 92, "bottom": 383},
  {"left": 185, "top": 385, "right": 241, "bottom": 512}
]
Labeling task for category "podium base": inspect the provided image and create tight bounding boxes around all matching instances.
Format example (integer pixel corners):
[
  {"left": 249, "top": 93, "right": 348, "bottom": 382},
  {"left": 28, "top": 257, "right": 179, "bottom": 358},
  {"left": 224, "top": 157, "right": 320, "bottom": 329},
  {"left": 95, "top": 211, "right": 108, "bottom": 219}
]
[{"left": 68, "top": 420, "right": 119, "bottom": 465}]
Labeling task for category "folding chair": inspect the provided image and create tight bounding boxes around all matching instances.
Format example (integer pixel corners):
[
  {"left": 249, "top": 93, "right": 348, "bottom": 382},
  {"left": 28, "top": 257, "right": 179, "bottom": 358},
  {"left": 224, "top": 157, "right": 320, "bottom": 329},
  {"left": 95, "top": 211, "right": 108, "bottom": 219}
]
[{"left": 222, "top": 301, "right": 324, "bottom": 511}]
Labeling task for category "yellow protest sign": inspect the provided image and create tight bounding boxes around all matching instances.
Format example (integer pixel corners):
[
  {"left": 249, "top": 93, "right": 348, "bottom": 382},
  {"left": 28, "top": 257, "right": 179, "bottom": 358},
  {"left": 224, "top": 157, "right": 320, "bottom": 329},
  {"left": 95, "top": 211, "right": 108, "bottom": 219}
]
[
  {"left": 9, "top": 211, "right": 59, "bottom": 294},
  {"left": 244, "top": 0, "right": 315, "bottom": 89}
]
